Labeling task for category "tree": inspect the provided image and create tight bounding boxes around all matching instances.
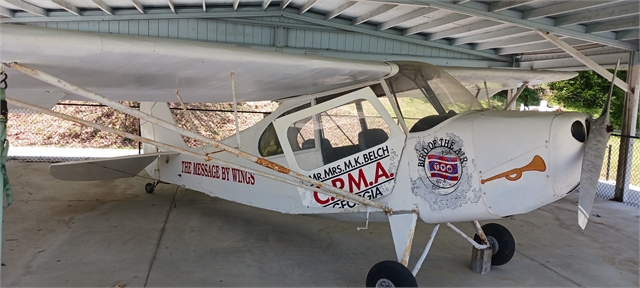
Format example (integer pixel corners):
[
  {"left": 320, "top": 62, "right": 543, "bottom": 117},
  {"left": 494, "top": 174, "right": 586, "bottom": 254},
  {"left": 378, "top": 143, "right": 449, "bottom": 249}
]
[{"left": 547, "top": 70, "right": 626, "bottom": 129}]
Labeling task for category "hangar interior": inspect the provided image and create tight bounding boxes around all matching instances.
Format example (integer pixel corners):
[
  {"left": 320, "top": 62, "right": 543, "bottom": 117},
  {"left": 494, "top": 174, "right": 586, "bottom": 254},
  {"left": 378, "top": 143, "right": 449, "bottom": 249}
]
[{"left": 0, "top": 0, "right": 638, "bottom": 287}]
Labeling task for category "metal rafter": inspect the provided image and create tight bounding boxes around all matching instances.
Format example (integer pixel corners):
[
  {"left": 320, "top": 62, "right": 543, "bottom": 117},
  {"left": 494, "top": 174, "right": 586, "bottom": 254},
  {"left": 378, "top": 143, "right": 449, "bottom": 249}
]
[
  {"left": 167, "top": 0, "right": 175, "bottom": 13},
  {"left": 377, "top": 7, "right": 437, "bottom": 31},
  {"left": 50, "top": 0, "right": 79, "bottom": 16},
  {"left": 352, "top": 4, "right": 396, "bottom": 25},
  {"left": 281, "top": 11, "right": 510, "bottom": 61},
  {"left": 280, "top": 0, "right": 291, "bottom": 10},
  {"left": 0, "top": 6, "right": 13, "bottom": 17},
  {"left": 262, "top": 0, "right": 272, "bottom": 10},
  {"left": 554, "top": 2, "right": 640, "bottom": 27},
  {"left": 497, "top": 38, "right": 588, "bottom": 55},
  {"left": 403, "top": 13, "right": 469, "bottom": 36},
  {"left": 327, "top": 1, "right": 356, "bottom": 20},
  {"left": 91, "top": 0, "right": 112, "bottom": 15},
  {"left": 474, "top": 33, "right": 544, "bottom": 50},
  {"left": 452, "top": 26, "right": 530, "bottom": 45},
  {"left": 3, "top": 0, "right": 46, "bottom": 16},
  {"left": 357, "top": 0, "right": 638, "bottom": 51},
  {"left": 299, "top": 0, "right": 318, "bottom": 14},
  {"left": 130, "top": 0, "right": 144, "bottom": 14},
  {"left": 429, "top": 20, "right": 503, "bottom": 40},
  {"left": 586, "top": 18, "right": 639, "bottom": 34},
  {"left": 537, "top": 30, "right": 630, "bottom": 93},
  {"left": 522, "top": 0, "right": 623, "bottom": 20},
  {"left": 617, "top": 30, "right": 639, "bottom": 41},
  {"left": 489, "top": 0, "right": 536, "bottom": 12}
]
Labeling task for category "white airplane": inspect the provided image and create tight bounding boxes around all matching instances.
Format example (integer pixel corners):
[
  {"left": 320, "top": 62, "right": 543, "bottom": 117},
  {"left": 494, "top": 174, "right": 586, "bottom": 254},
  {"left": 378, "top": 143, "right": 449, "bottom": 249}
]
[{"left": 0, "top": 24, "right": 613, "bottom": 287}]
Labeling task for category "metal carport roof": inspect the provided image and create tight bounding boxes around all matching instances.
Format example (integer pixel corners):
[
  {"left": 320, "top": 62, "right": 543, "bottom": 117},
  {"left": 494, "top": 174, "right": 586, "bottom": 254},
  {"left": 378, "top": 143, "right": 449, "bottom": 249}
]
[{"left": 0, "top": 0, "right": 638, "bottom": 70}]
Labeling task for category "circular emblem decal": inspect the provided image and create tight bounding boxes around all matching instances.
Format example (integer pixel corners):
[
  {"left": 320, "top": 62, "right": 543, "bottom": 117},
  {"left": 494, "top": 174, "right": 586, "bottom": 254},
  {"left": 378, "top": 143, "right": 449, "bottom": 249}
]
[{"left": 416, "top": 136, "right": 468, "bottom": 196}]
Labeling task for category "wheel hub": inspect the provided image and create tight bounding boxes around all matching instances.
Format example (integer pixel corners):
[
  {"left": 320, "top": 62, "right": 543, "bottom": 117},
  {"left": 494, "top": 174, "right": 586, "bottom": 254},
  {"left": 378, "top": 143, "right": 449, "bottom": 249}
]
[
  {"left": 487, "top": 235, "right": 499, "bottom": 255},
  {"left": 376, "top": 278, "right": 395, "bottom": 288}
]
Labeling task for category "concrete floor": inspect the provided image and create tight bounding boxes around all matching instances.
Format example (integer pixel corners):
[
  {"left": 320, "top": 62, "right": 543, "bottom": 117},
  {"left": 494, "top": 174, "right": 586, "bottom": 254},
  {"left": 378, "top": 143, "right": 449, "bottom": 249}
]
[{"left": 2, "top": 161, "right": 638, "bottom": 287}]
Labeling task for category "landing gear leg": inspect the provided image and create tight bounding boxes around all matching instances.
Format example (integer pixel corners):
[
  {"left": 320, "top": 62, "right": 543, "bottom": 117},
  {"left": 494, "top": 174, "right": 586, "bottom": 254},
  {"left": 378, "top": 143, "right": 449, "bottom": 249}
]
[{"left": 366, "top": 211, "right": 421, "bottom": 287}]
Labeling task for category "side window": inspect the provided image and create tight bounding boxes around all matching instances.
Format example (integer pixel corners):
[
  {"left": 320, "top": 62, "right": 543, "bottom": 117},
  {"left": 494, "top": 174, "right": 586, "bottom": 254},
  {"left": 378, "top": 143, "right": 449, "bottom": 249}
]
[
  {"left": 259, "top": 102, "right": 311, "bottom": 157},
  {"left": 292, "top": 99, "right": 390, "bottom": 171}
]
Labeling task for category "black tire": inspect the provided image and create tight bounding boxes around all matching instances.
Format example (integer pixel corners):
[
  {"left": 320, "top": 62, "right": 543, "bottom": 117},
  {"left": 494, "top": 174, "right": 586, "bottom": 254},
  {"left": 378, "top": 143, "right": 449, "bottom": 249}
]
[
  {"left": 145, "top": 182, "right": 155, "bottom": 194},
  {"left": 473, "top": 223, "right": 515, "bottom": 266},
  {"left": 366, "top": 260, "right": 417, "bottom": 287}
]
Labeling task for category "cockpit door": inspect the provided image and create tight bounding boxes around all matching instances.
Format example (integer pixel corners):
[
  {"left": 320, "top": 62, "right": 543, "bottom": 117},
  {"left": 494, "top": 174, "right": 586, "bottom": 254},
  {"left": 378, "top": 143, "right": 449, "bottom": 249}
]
[{"left": 273, "top": 87, "right": 406, "bottom": 209}]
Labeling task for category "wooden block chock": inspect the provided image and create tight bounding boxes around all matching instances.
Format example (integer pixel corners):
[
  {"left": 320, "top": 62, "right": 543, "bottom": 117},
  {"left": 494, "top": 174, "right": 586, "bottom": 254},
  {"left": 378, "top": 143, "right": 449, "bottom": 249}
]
[{"left": 470, "top": 246, "right": 492, "bottom": 274}]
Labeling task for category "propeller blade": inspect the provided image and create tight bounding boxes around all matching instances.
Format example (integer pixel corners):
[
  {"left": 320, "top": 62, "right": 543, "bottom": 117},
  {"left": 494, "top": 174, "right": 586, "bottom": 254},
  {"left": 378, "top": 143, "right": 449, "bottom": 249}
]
[{"left": 578, "top": 58, "right": 620, "bottom": 229}]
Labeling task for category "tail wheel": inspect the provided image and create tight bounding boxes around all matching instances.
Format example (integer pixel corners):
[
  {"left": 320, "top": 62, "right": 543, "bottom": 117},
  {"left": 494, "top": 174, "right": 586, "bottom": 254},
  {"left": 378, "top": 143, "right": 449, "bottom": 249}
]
[
  {"left": 366, "top": 260, "right": 417, "bottom": 287},
  {"left": 144, "top": 182, "right": 155, "bottom": 194},
  {"left": 473, "top": 223, "right": 515, "bottom": 266}
]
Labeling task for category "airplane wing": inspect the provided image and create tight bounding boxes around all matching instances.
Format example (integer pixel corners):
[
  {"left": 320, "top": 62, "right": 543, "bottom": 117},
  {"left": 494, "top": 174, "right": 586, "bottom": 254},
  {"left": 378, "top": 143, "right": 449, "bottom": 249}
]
[
  {"left": 49, "top": 151, "right": 177, "bottom": 181},
  {"left": 444, "top": 67, "right": 578, "bottom": 99},
  {"left": 0, "top": 24, "right": 394, "bottom": 107}
]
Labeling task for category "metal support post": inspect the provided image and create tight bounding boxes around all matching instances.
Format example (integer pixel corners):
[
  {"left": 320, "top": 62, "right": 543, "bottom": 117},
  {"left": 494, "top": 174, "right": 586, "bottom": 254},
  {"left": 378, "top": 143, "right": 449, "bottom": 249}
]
[{"left": 614, "top": 51, "right": 639, "bottom": 202}]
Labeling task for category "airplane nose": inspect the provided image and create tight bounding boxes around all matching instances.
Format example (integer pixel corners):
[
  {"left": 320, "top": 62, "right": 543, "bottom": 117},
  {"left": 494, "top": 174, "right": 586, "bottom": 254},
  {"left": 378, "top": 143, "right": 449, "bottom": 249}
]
[
  {"left": 549, "top": 113, "right": 590, "bottom": 197},
  {"left": 571, "top": 120, "right": 587, "bottom": 143}
]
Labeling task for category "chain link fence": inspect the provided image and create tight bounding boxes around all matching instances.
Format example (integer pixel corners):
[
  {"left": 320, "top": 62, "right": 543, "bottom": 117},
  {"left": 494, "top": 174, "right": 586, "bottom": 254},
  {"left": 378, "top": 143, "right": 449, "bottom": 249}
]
[
  {"left": 7, "top": 100, "right": 274, "bottom": 162},
  {"left": 595, "top": 131, "right": 640, "bottom": 207}
]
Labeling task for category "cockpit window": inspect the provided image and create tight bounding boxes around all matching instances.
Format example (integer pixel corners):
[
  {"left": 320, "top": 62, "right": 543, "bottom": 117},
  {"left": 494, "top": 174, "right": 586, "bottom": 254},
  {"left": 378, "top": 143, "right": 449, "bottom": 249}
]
[{"left": 386, "top": 61, "right": 484, "bottom": 132}]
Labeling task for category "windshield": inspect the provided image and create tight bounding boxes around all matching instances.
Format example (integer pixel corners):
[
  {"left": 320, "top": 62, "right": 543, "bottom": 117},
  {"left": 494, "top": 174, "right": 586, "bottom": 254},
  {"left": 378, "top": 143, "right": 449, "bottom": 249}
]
[{"left": 385, "top": 61, "right": 484, "bottom": 131}]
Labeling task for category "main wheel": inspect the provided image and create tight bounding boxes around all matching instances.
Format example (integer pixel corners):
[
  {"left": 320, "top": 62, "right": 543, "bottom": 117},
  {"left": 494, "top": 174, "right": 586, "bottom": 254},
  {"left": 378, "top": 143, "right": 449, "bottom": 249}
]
[
  {"left": 366, "top": 260, "right": 417, "bottom": 287},
  {"left": 145, "top": 182, "right": 155, "bottom": 194},
  {"left": 473, "top": 223, "right": 515, "bottom": 266}
]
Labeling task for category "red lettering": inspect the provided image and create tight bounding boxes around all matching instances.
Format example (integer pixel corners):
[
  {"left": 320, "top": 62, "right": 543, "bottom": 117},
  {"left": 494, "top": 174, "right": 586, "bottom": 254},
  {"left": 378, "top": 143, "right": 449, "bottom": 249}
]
[
  {"left": 373, "top": 162, "right": 392, "bottom": 184},
  {"left": 347, "top": 169, "right": 369, "bottom": 192},
  {"left": 314, "top": 192, "right": 331, "bottom": 204},
  {"left": 331, "top": 178, "right": 345, "bottom": 190}
]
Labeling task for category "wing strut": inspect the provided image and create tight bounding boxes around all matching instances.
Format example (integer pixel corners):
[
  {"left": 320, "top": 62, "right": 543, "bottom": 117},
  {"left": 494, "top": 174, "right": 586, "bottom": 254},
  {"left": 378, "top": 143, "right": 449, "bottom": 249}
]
[{"left": 3, "top": 62, "right": 390, "bottom": 214}]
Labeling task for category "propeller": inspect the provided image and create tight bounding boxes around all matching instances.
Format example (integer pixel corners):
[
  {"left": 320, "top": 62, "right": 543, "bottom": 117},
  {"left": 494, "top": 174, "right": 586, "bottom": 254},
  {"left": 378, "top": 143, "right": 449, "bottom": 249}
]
[{"left": 578, "top": 59, "right": 620, "bottom": 230}]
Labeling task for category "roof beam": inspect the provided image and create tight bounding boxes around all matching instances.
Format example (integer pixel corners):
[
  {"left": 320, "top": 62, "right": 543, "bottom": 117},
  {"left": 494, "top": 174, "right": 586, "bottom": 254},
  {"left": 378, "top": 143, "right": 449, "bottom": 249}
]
[
  {"left": 326, "top": 1, "right": 356, "bottom": 20},
  {"left": 555, "top": 2, "right": 639, "bottom": 27},
  {"left": 498, "top": 38, "right": 588, "bottom": 55},
  {"left": 299, "top": 0, "right": 318, "bottom": 14},
  {"left": 523, "top": 1, "right": 621, "bottom": 20},
  {"left": 352, "top": 4, "right": 396, "bottom": 25},
  {"left": 537, "top": 30, "right": 630, "bottom": 94},
  {"left": 280, "top": 0, "right": 291, "bottom": 10},
  {"left": 167, "top": 0, "right": 175, "bottom": 13},
  {"left": 357, "top": 0, "right": 637, "bottom": 51},
  {"left": 586, "top": 18, "right": 639, "bottom": 34},
  {"left": 0, "top": 6, "right": 13, "bottom": 17},
  {"left": 489, "top": 0, "right": 536, "bottom": 12},
  {"left": 377, "top": 7, "right": 437, "bottom": 31},
  {"left": 130, "top": 0, "right": 144, "bottom": 14},
  {"left": 403, "top": 13, "right": 469, "bottom": 36},
  {"left": 262, "top": 0, "right": 271, "bottom": 10},
  {"left": 474, "top": 33, "right": 544, "bottom": 50},
  {"left": 91, "top": 0, "right": 112, "bottom": 15},
  {"left": 50, "top": 0, "right": 79, "bottom": 16},
  {"left": 452, "top": 26, "right": 530, "bottom": 45},
  {"left": 2, "top": 0, "right": 46, "bottom": 16},
  {"left": 617, "top": 30, "right": 639, "bottom": 41},
  {"left": 428, "top": 20, "right": 503, "bottom": 40},
  {"left": 282, "top": 11, "right": 510, "bottom": 61}
]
